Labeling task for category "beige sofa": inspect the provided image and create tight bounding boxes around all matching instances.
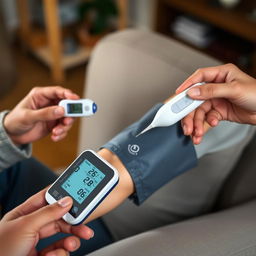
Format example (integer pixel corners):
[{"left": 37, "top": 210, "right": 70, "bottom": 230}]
[{"left": 79, "top": 29, "right": 256, "bottom": 255}]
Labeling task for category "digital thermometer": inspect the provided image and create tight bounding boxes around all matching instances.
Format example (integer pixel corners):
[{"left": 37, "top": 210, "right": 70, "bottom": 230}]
[
  {"left": 137, "top": 83, "right": 205, "bottom": 136},
  {"left": 59, "top": 99, "right": 97, "bottom": 117},
  {"left": 45, "top": 150, "right": 119, "bottom": 225}
]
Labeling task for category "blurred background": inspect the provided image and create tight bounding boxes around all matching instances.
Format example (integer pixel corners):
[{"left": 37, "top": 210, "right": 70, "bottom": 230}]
[{"left": 0, "top": 0, "right": 255, "bottom": 170}]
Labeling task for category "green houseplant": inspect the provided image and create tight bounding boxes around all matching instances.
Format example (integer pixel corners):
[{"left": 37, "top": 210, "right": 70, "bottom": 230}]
[{"left": 78, "top": 0, "right": 119, "bottom": 46}]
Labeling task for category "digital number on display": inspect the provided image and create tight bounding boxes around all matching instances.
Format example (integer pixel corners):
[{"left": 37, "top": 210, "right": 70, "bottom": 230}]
[
  {"left": 61, "top": 160, "right": 105, "bottom": 204},
  {"left": 67, "top": 103, "right": 83, "bottom": 114}
]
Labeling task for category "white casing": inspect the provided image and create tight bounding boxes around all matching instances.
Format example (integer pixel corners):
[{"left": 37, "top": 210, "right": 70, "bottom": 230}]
[
  {"left": 45, "top": 150, "right": 119, "bottom": 225},
  {"left": 153, "top": 82, "right": 205, "bottom": 126},
  {"left": 138, "top": 83, "right": 205, "bottom": 136},
  {"left": 59, "top": 99, "right": 97, "bottom": 117}
]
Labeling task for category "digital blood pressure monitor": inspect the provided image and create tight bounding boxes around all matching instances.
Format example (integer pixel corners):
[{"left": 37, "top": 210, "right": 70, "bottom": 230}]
[
  {"left": 59, "top": 99, "right": 97, "bottom": 117},
  {"left": 45, "top": 150, "right": 119, "bottom": 225}
]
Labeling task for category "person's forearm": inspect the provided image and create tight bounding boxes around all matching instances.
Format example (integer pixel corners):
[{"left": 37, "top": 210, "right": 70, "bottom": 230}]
[{"left": 85, "top": 148, "right": 134, "bottom": 223}]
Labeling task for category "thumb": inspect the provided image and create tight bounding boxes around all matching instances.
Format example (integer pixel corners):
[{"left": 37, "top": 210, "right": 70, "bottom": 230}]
[
  {"left": 25, "top": 197, "right": 73, "bottom": 231},
  {"left": 28, "top": 106, "right": 65, "bottom": 123},
  {"left": 187, "top": 83, "right": 236, "bottom": 101}
]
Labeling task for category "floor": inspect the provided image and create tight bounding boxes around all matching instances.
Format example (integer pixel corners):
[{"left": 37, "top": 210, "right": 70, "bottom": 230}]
[{"left": 1, "top": 46, "right": 87, "bottom": 170}]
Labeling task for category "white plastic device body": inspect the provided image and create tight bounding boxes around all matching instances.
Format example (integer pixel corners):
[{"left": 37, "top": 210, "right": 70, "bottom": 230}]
[
  {"left": 137, "top": 82, "right": 205, "bottom": 136},
  {"left": 45, "top": 150, "right": 119, "bottom": 225},
  {"left": 59, "top": 99, "right": 97, "bottom": 117}
]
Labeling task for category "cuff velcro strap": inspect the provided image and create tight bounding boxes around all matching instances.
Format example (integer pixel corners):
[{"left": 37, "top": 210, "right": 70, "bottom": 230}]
[{"left": 102, "top": 104, "right": 197, "bottom": 205}]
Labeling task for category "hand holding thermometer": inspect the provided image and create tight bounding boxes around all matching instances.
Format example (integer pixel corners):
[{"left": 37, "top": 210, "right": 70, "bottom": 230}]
[
  {"left": 59, "top": 99, "right": 97, "bottom": 117},
  {"left": 137, "top": 82, "right": 205, "bottom": 136}
]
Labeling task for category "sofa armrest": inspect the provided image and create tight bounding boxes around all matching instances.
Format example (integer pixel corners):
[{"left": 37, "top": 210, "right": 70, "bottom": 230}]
[
  {"left": 78, "top": 29, "right": 221, "bottom": 152},
  {"left": 88, "top": 200, "right": 256, "bottom": 256}
]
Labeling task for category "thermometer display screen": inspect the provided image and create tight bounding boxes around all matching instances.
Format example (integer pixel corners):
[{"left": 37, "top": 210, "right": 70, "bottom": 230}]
[
  {"left": 61, "top": 160, "right": 105, "bottom": 204},
  {"left": 67, "top": 103, "right": 83, "bottom": 114}
]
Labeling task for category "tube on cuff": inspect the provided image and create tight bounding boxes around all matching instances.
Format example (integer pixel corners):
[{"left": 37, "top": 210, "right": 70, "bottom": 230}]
[{"left": 102, "top": 104, "right": 197, "bottom": 205}]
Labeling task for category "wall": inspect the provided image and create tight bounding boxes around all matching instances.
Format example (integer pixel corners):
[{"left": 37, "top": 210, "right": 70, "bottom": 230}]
[{"left": 130, "top": 0, "right": 155, "bottom": 30}]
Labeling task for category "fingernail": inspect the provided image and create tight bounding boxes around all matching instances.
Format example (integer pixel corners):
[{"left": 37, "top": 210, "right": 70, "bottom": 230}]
[
  {"left": 71, "top": 239, "right": 78, "bottom": 249},
  {"left": 53, "top": 135, "right": 60, "bottom": 141},
  {"left": 58, "top": 197, "right": 72, "bottom": 207},
  {"left": 90, "top": 230, "right": 94, "bottom": 238},
  {"left": 211, "top": 119, "right": 218, "bottom": 126},
  {"left": 47, "top": 252, "right": 56, "bottom": 256},
  {"left": 54, "top": 107, "right": 64, "bottom": 116},
  {"left": 188, "top": 88, "right": 200, "bottom": 97},
  {"left": 54, "top": 128, "right": 63, "bottom": 135},
  {"left": 66, "top": 118, "right": 74, "bottom": 125}
]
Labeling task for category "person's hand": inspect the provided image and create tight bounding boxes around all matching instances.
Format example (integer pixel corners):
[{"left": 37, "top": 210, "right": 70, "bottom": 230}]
[
  {"left": 0, "top": 188, "right": 94, "bottom": 256},
  {"left": 164, "top": 89, "right": 212, "bottom": 144},
  {"left": 3, "top": 86, "right": 79, "bottom": 145},
  {"left": 176, "top": 64, "right": 256, "bottom": 144}
]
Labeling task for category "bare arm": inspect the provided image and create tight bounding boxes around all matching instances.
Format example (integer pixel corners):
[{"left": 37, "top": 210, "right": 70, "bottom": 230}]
[{"left": 85, "top": 148, "right": 134, "bottom": 223}]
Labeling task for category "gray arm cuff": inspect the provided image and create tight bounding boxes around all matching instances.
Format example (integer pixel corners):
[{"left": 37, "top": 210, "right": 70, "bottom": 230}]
[
  {"left": 0, "top": 111, "right": 32, "bottom": 172},
  {"left": 102, "top": 104, "right": 198, "bottom": 205}
]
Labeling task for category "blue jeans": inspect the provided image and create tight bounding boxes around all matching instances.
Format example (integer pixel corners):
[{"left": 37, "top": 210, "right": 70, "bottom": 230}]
[{"left": 0, "top": 158, "right": 114, "bottom": 255}]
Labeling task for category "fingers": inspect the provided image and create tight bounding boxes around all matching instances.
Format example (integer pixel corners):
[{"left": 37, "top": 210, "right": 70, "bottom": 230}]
[
  {"left": 181, "top": 101, "right": 211, "bottom": 136},
  {"left": 3, "top": 188, "right": 48, "bottom": 221},
  {"left": 44, "top": 248, "right": 69, "bottom": 256},
  {"left": 181, "top": 101, "right": 215, "bottom": 144},
  {"left": 186, "top": 82, "right": 238, "bottom": 101},
  {"left": 41, "top": 236, "right": 81, "bottom": 256},
  {"left": 193, "top": 107, "right": 207, "bottom": 138},
  {"left": 181, "top": 112, "right": 195, "bottom": 136},
  {"left": 22, "top": 197, "right": 73, "bottom": 232},
  {"left": 205, "top": 109, "right": 222, "bottom": 127},
  {"left": 29, "top": 86, "right": 79, "bottom": 103},
  {"left": 39, "top": 219, "right": 94, "bottom": 241},
  {"left": 176, "top": 64, "right": 236, "bottom": 93},
  {"left": 26, "top": 106, "right": 65, "bottom": 123},
  {"left": 51, "top": 118, "right": 75, "bottom": 142},
  {"left": 21, "top": 86, "right": 80, "bottom": 123}
]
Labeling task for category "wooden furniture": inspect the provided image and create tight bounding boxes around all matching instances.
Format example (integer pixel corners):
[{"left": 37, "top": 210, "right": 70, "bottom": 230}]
[
  {"left": 154, "top": 0, "right": 256, "bottom": 75},
  {"left": 16, "top": 0, "right": 128, "bottom": 82}
]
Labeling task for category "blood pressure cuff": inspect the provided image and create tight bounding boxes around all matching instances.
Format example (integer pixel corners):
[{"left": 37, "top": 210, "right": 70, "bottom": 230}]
[{"left": 102, "top": 103, "right": 198, "bottom": 205}]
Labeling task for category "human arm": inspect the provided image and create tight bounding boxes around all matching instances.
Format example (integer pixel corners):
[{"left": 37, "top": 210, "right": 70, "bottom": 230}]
[
  {"left": 0, "top": 188, "right": 94, "bottom": 256},
  {"left": 3, "top": 86, "right": 79, "bottom": 145},
  {"left": 85, "top": 148, "right": 135, "bottom": 223},
  {"left": 84, "top": 103, "right": 198, "bottom": 223},
  {"left": 176, "top": 64, "right": 256, "bottom": 144},
  {"left": 0, "top": 86, "right": 79, "bottom": 171}
]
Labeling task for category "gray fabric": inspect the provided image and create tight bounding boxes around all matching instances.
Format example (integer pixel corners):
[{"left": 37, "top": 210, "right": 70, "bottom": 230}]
[
  {"left": 89, "top": 200, "right": 256, "bottom": 256},
  {"left": 0, "top": 111, "right": 32, "bottom": 172},
  {"left": 216, "top": 132, "right": 256, "bottom": 209},
  {"left": 79, "top": 29, "right": 256, "bottom": 255},
  {"left": 195, "top": 122, "right": 252, "bottom": 158}
]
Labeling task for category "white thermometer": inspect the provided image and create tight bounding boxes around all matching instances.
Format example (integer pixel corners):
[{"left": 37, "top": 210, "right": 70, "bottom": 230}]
[
  {"left": 137, "top": 83, "right": 205, "bottom": 136},
  {"left": 59, "top": 99, "right": 97, "bottom": 117}
]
